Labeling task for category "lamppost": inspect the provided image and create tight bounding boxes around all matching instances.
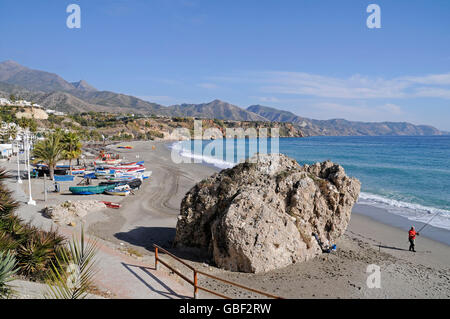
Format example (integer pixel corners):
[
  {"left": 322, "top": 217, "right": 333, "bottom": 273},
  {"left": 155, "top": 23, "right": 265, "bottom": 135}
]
[
  {"left": 24, "top": 131, "right": 36, "bottom": 206},
  {"left": 16, "top": 135, "right": 22, "bottom": 184}
]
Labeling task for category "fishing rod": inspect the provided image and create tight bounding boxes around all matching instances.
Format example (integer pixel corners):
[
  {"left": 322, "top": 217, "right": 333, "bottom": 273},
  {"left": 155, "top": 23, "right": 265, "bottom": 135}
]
[{"left": 417, "top": 211, "right": 441, "bottom": 233}]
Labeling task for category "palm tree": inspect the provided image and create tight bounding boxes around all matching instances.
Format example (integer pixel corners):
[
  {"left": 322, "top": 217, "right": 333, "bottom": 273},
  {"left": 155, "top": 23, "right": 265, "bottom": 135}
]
[
  {"left": 61, "top": 132, "right": 82, "bottom": 175},
  {"left": 32, "top": 132, "right": 65, "bottom": 180}
]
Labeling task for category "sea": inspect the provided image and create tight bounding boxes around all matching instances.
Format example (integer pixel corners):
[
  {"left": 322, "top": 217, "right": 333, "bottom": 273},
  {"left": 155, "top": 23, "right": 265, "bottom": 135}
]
[{"left": 170, "top": 136, "right": 450, "bottom": 231}]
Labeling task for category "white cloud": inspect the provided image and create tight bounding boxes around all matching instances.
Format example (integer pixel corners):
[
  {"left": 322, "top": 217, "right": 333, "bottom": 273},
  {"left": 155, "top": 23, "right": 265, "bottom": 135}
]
[
  {"left": 413, "top": 87, "right": 450, "bottom": 99},
  {"left": 210, "top": 71, "right": 450, "bottom": 100},
  {"left": 258, "top": 71, "right": 450, "bottom": 99},
  {"left": 312, "top": 102, "right": 403, "bottom": 118}
]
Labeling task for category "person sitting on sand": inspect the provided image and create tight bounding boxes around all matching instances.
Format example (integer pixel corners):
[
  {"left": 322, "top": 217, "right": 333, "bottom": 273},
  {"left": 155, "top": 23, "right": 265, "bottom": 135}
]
[{"left": 408, "top": 226, "right": 419, "bottom": 252}]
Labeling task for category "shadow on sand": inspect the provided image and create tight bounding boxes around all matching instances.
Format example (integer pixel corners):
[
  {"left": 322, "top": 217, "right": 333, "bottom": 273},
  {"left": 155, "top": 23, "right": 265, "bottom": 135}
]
[
  {"left": 115, "top": 226, "right": 176, "bottom": 251},
  {"left": 377, "top": 245, "right": 410, "bottom": 252},
  {"left": 114, "top": 226, "right": 210, "bottom": 263},
  {"left": 121, "top": 262, "right": 191, "bottom": 299}
]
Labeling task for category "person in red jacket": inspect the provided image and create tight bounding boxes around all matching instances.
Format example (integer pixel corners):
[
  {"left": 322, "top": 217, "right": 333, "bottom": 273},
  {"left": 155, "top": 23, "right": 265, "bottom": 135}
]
[{"left": 408, "top": 226, "right": 419, "bottom": 252}]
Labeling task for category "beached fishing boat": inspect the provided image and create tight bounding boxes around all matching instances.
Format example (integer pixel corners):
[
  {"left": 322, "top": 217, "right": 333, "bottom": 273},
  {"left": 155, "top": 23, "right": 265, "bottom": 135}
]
[
  {"left": 99, "top": 164, "right": 144, "bottom": 171},
  {"left": 127, "top": 178, "right": 142, "bottom": 190},
  {"left": 71, "top": 168, "right": 86, "bottom": 175},
  {"left": 94, "top": 159, "right": 122, "bottom": 166},
  {"left": 104, "top": 161, "right": 144, "bottom": 167},
  {"left": 99, "top": 180, "right": 128, "bottom": 186},
  {"left": 69, "top": 184, "right": 116, "bottom": 195},
  {"left": 142, "top": 171, "right": 152, "bottom": 179},
  {"left": 105, "top": 185, "right": 131, "bottom": 196},
  {"left": 99, "top": 178, "right": 142, "bottom": 189},
  {"left": 54, "top": 175, "right": 75, "bottom": 182},
  {"left": 107, "top": 170, "right": 151, "bottom": 182},
  {"left": 102, "top": 201, "right": 121, "bottom": 209},
  {"left": 95, "top": 169, "right": 116, "bottom": 177},
  {"left": 34, "top": 165, "right": 68, "bottom": 177},
  {"left": 105, "top": 189, "right": 130, "bottom": 196},
  {"left": 106, "top": 176, "right": 136, "bottom": 182},
  {"left": 83, "top": 172, "right": 96, "bottom": 179}
]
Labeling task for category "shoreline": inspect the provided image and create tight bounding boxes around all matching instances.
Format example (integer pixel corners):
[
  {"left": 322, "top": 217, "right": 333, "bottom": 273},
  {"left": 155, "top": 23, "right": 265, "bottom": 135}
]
[
  {"left": 166, "top": 140, "right": 450, "bottom": 246},
  {"left": 4, "top": 139, "right": 449, "bottom": 298}
]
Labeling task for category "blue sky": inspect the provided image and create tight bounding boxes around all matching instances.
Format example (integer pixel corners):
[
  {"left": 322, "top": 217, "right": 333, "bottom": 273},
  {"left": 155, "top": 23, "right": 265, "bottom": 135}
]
[{"left": 0, "top": 0, "right": 449, "bottom": 130}]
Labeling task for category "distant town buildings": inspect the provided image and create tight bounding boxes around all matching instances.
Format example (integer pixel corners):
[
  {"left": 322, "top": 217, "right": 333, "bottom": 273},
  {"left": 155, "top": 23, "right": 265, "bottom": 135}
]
[
  {"left": 0, "top": 143, "right": 13, "bottom": 158},
  {"left": 0, "top": 97, "right": 65, "bottom": 115},
  {"left": 0, "top": 98, "right": 10, "bottom": 105}
]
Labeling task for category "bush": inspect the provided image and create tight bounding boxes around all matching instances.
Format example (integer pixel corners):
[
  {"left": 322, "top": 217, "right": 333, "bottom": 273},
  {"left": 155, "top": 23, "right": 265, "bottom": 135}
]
[
  {"left": 0, "top": 168, "right": 66, "bottom": 282},
  {"left": 0, "top": 251, "right": 18, "bottom": 298}
]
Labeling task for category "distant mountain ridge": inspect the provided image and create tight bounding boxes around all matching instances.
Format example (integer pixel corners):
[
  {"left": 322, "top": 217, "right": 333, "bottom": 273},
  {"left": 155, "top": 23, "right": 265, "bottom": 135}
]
[
  {"left": 247, "top": 105, "right": 444, "bottom": 136},
  {"left": 168, "top": 100, "right": 267, "bottom": 121},
  {"left": 0, "top": 60, "right": 446, "bottom": 136},
  {"left": 71, "top": 80, "right": 97, "bottom": 92}
]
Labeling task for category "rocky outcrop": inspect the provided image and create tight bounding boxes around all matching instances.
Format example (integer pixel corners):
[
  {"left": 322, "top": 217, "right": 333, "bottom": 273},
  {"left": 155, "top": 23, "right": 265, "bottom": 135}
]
[
  {"left": 43, "top": 200, "right": 106, "bottom": 226},
  {"left": 174, "top": 154, "right": 361, "bottom": 273}
]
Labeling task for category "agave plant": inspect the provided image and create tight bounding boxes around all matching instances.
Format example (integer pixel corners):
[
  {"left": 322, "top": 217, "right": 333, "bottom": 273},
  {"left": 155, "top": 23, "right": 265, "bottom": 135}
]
[
  {"left": 0, "top": 169, "right": 18, "bottom": 218},
  {"left": 46, "top": 228, "right": 99, "bottom": 299},
  {"left": 0, "top": 167, "right": 68, "bottom": 283},
  {"left": 16, "top": 229, "right": 65, "bottom": 280},
  {"left": 0, "top": 232, "right": 18, "bottom": 252},
  {"left": 0, "top": 250, "right": 18, "bottom": 299}
]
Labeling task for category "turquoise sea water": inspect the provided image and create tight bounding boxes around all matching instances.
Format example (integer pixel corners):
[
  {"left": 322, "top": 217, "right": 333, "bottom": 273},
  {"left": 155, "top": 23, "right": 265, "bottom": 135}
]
[{"left": 170, "top": 136, "right": 450, "bottom": 230}]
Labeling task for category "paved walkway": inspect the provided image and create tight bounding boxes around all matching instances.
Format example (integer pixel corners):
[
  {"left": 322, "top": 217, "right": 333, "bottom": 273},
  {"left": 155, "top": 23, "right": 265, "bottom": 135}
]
[{"left": 4, "top": 170, "right": 192, "bottom": 299}]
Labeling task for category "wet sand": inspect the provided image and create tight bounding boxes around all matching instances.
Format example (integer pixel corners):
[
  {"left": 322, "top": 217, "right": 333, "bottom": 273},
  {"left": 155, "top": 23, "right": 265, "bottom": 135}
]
[
  {"left": 85, "top": 140, "right": 450, "bottom": 298},
  {"left": 5, "top": 140, "right": 449, "bottom": 298}
]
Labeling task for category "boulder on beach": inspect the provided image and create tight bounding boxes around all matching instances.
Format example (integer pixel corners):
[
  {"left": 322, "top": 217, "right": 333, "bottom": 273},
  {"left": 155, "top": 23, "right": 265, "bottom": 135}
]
[
  {"left": 174, "top": 154, "right": 361, "bottom": 273},
  {"left": 43, "top": 200, "right": 106, "bottom": 225}
]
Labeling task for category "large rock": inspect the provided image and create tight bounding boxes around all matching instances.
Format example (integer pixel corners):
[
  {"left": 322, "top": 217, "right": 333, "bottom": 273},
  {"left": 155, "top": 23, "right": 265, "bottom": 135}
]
[{"left": 174, "top": 154, "right": 361, "bottom": 273}]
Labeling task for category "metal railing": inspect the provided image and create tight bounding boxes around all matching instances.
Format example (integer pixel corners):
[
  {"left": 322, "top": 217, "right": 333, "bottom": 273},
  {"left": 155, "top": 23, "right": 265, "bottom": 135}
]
[{"left": 153, "top": 244, "right": 283, "bottom": 299}]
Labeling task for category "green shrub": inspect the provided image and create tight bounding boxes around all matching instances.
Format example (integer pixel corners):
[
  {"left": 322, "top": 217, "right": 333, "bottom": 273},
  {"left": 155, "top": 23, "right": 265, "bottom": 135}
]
[{"left": 0, "top": 251, "right": 18, "bottom": 298}]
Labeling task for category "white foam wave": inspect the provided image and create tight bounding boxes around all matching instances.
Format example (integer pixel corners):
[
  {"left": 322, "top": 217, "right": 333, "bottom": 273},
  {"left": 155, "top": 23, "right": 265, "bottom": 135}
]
[
  {"left": 169, "top": 141, "right": 235, "bottom": 169},
  {"left": 358, "top": 192, "right": 450, "bottom": 231},
  {"left": 169, "top": 142, "right": 450, "bottom": 231}
]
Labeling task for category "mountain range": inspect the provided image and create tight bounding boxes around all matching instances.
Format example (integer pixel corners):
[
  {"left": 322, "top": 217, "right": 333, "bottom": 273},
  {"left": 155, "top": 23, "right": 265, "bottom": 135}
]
[{"left": 0, "top": 60, "right": 446, "bottom": 136}]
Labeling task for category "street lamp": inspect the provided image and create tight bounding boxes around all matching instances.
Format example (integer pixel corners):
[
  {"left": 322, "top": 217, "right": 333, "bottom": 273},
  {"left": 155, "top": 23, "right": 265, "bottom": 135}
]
[
  {"left": 16, "top": 136, "right": 22, "bottom": 184},
  {"left": 24, "top": 131, "right": 36, "bottom": 206}
]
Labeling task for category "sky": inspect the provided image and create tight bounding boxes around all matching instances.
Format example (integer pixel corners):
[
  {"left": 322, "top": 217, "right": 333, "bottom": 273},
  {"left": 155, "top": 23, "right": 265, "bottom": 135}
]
[{"left": 0, "top": 0, "right": 449, "bottom": 130}]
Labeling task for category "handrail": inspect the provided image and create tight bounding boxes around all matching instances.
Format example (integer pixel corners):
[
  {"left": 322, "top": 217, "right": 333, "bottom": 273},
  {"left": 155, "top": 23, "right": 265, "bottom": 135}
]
[{"left": 153, "top": 244, "right": 283, "bottom": 299}]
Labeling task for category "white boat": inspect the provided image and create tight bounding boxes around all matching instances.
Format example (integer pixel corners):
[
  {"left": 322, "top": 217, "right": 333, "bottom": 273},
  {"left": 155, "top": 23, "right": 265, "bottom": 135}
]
[
  {"left": 105, "top": 184, "right": 131, "bottom": 196},
  {"left": 142, "top": 171, "right": 152, "bottom": 179},
  {"left": 94, "top": 159, "right": 122, "bottom": 166}
]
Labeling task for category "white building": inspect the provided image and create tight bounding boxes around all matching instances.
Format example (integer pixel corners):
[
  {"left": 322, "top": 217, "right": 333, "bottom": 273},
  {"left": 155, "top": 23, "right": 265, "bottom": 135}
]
[
  {"left": 45, "top": 109, "right": 65, "bottom": 116},
  {"left": 0, "top": 144, "right": 13, "bottom": 158},
  {"left": 15, "top": 100, "right": 32, "bottom": 107},
  {"left": 0, "top": 98, "right": 11, "bottom": 105}
]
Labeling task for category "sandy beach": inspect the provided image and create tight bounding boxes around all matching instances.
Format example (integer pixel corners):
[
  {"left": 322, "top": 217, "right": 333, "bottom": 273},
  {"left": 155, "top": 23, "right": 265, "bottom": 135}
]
[{"left": 3, "top": 140, "right": 449, "bottom": 299}]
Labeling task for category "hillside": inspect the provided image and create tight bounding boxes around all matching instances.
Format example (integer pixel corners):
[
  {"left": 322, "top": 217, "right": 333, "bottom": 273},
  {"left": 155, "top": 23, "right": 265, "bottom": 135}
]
[
  {"left": 0, "top": 60, "right": 446, "bottom": 136},
  {"left": 247, "top": 105, "right": 445, "bottom": 136},
  {"left": 167, "top": 100, "right": 267, "bottom": 121},
  {"left": 0, "top": 60, "right": 165, "bottom": 114}
]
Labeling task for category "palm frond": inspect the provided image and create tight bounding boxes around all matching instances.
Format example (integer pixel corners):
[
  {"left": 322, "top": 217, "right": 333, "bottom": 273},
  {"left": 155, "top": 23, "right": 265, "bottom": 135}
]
[{"left": 45, "top": 227, "right": 99, "bottom": 299}]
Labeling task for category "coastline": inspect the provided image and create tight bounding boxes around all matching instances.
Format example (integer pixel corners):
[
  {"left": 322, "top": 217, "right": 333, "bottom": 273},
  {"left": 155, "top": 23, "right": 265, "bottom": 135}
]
[{"left": 4, "top": 139, "right": 449, "bottom": 298}]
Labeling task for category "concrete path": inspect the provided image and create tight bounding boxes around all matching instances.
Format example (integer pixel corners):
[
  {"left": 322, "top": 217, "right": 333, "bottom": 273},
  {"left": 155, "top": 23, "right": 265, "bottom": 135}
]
[{"left": 3, "top": 165, "right": 193, "bottom": 299}]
